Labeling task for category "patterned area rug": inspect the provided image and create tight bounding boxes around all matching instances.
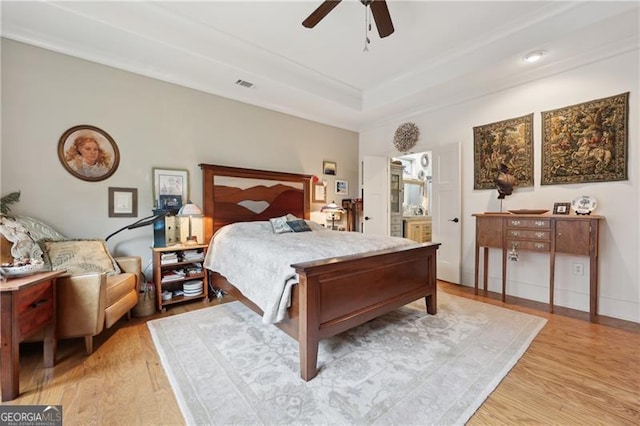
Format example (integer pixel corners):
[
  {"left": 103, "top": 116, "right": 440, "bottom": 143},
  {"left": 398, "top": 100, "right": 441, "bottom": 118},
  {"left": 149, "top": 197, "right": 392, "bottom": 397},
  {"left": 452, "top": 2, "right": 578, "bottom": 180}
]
[{"left": 148, "top": 292, "right": 546, "bottom": 425}]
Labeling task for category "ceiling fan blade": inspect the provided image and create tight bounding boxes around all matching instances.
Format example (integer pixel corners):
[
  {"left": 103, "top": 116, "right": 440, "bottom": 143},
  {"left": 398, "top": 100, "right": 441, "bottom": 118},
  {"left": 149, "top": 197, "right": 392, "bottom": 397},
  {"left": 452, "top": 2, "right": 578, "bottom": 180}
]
[
  {"left": 370, "top": 0, "right": 394, "bottom": 38},
  {"left": 302, "top": 1, "right": 342, "bottom": 28}
]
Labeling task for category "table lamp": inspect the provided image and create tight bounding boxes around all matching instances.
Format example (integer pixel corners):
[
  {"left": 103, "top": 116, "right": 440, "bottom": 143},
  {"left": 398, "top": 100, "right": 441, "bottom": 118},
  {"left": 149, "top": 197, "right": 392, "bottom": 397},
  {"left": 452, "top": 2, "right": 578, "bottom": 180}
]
[
  {"left": 320, "top": 201, "right": 345, "bottom": 230},
  {"left": 177, "top": 201, "right": 203, "bottom": 245}
]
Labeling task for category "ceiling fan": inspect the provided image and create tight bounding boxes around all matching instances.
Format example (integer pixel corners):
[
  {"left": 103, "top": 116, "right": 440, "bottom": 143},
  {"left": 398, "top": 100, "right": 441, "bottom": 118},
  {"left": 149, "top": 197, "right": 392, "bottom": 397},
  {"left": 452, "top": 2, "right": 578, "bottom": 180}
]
[{"left": 302, "top": 0, "right": 395, "bottom": 39}]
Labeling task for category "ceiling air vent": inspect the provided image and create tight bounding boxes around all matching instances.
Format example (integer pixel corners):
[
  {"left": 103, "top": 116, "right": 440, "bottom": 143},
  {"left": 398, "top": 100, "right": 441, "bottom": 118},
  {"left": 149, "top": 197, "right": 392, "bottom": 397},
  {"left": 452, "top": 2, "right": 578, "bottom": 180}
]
[{"left": 235, "top": 79, "right": 254, "bottom": 88}]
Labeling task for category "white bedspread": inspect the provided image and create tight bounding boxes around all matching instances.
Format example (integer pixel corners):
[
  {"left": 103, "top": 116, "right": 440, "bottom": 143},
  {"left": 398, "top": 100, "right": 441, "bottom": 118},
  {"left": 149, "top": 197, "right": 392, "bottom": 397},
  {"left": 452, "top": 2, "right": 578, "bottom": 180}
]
[{"left": 204, "top": 221, "right": 414, "bottom": 324}]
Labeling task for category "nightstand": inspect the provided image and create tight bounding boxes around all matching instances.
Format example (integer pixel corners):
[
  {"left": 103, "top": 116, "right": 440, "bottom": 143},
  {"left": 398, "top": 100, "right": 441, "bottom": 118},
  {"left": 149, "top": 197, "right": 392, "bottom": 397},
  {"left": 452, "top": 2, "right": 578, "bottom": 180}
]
[
  {"left": 0, "top": 270, "right": 64, "bottom": 401},
  {"left": 152, "top": 244, "right": 209, "bottom": 312}
]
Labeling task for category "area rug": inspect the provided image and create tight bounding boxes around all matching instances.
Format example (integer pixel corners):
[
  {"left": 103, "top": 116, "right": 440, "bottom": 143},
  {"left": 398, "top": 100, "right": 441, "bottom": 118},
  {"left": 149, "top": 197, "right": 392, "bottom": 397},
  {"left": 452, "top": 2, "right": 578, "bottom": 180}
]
[{"left": 147, "top": 292, "right": 546, "bottom": 425}]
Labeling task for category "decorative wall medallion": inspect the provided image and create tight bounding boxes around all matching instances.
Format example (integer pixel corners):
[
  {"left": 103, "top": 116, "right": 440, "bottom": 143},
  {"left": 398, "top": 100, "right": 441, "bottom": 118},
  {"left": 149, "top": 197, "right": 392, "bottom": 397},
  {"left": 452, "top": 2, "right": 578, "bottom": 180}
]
[{"left": 393, "top": 122, "right": 420, "bottom": 153}]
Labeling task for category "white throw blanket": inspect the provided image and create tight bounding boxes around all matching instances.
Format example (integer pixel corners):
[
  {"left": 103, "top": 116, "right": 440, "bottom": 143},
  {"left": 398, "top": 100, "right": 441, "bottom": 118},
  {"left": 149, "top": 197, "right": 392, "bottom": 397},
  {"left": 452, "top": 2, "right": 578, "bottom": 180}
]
[{"left": 204, "top": 221, "right": 414, "bottom": 324}]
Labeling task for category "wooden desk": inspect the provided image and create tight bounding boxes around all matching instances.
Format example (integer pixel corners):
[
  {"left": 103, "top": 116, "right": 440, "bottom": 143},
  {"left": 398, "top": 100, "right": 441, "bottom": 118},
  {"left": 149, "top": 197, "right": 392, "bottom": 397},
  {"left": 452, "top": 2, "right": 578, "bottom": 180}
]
[
  {"left": 0, "top": 270, "right": 64, "bottom": 401},
  {"left": 473, "top": 213, "right": 603, "bottom": 321}
]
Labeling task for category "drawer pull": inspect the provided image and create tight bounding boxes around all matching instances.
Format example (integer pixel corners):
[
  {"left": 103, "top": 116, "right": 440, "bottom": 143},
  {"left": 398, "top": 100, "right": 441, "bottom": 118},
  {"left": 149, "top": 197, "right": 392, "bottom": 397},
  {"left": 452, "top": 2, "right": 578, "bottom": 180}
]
[
  {"left": 534, "top": 221, "right": 546, "bottom": 227},
  {"left": 30, "top": 299, "right": 48, "bottom": 309},
  {"left": 534, "top": 243, "right": 545, "bottom": 249},
  {"left": 511, "top": 220, "right": 521, "bottom": 226},
  {"left": 512, "top": 231, "right": 520, "bottom": 237},
  {"left": 535, "top": 232, "right": 545, "bottom": 238}
]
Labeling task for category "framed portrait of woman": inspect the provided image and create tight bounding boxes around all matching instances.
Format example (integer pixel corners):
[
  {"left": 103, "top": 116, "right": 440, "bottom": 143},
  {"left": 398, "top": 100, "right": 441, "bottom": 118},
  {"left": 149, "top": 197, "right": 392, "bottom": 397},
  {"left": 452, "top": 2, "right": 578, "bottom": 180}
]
[{"left": 58, "top": 125, "right": 120, "bottom": 182}]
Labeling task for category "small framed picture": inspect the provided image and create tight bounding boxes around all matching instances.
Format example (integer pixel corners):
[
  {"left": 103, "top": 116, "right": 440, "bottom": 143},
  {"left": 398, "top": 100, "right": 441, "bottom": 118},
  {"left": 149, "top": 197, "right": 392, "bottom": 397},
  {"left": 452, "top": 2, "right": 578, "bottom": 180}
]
[
  {"left": 335, "top": 179, "right": 348, "bottom": 196},
  {"left": 153, "top": 167, "right": 189, "bottom": 209},
  {"left": 108, "top": 187, "right": 138, "bottom": 218},
  {"left": 312, "top": 183, "right": 326, "bottom": 203},
  {"left": 323, "top": 161, "right": 337, "bottom": 176},
  {"left": 553, "top": 202, "right": 571, "bottom": 215}
]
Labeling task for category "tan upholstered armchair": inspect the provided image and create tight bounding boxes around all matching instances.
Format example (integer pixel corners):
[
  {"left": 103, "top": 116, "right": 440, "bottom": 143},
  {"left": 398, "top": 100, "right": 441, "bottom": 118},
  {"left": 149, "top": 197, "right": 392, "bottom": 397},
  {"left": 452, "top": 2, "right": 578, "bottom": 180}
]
[
  {"left": 56, "top": 256, "right": 140, "bottom": 354},
  {"left": 3, "top": 215, "right": 140, "bottom": 354}
]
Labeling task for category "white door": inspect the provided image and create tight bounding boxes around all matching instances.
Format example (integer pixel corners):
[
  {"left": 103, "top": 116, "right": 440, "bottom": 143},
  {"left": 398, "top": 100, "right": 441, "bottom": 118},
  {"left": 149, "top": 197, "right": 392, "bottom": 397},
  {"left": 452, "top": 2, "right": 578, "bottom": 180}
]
[
  {"left": 362, "top": 156, "right": 389, "bottom": 236},
  {"left": 431, "top": 142, "right": 462, "bottom": 283}
]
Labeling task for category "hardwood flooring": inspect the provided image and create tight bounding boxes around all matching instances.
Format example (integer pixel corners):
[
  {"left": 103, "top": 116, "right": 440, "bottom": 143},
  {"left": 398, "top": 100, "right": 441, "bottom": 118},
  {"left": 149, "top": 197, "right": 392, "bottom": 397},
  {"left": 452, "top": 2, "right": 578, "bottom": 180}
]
[{"left": 2, "top": 282, "right": 638, "bottom": 425}]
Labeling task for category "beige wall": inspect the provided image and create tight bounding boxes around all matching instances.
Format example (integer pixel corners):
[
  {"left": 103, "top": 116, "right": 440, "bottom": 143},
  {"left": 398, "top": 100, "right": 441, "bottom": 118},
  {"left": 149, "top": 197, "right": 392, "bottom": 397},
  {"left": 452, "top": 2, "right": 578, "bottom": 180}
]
[
  {"left": 360, "top": 49, "right": 639, "bottom": 323},
  {"left": 1, "top": 39, "right": 358, "bottom": 273}
]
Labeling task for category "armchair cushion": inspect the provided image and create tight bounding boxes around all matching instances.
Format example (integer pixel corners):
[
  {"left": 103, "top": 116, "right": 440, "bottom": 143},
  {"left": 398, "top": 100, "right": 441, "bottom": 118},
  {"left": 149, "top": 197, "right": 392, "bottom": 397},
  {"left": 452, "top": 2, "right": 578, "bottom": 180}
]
[{"left": 40, "top": 239, "right": 121, "bottom": 276}]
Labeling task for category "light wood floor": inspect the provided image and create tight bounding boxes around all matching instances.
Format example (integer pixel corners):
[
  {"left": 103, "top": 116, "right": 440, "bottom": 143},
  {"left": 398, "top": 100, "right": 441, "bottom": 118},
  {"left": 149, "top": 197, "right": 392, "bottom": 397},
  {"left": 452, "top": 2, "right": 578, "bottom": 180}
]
[{"left": 2, "top": 282, "right": 638, "bottom": 425}]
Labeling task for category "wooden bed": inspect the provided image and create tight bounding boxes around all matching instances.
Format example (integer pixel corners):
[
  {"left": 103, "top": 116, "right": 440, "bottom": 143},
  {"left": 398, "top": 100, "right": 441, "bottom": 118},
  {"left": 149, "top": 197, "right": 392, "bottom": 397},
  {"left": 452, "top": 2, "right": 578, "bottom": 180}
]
[{"left": 200, "top": 163, "right": 440, "bottom": 381}]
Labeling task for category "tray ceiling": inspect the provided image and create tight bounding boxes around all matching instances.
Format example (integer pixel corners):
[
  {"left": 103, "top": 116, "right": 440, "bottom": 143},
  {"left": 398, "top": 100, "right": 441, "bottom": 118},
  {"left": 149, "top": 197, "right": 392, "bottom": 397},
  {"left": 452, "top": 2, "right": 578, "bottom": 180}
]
[{"left": 2, "top": 1, "right": 638, "bottom": 131}]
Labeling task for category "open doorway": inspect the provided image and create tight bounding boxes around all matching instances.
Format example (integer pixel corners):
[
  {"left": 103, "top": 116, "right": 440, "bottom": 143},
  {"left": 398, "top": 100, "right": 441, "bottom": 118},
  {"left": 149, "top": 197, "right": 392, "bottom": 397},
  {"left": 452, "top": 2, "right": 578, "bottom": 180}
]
[{"left": 392, "top": 151, "right": 432, "bottom": 217}]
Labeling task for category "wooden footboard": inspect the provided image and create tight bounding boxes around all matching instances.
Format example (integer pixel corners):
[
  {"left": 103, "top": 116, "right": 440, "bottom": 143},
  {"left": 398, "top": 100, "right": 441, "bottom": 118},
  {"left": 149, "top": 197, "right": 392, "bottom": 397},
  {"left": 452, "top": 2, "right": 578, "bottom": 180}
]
[
  {"left": 201, "top": 163, "right": 440, "bottom": 381},
  {"left": 212, "top": 242, "right": 439, "bottom": 381}
]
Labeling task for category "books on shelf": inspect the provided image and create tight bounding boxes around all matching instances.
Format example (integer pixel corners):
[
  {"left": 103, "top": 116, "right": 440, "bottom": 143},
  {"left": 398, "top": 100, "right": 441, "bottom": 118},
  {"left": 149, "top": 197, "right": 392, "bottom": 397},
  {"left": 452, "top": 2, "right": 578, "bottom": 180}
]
[
  {"left": 181, "top": 250, "right": 204, "bottom": 261},
  {"left": 161, "top": 269, "right": 186, "bottom": 283},
  {"left": 161, "top": 252, "right": 179, "bottom": 265}
]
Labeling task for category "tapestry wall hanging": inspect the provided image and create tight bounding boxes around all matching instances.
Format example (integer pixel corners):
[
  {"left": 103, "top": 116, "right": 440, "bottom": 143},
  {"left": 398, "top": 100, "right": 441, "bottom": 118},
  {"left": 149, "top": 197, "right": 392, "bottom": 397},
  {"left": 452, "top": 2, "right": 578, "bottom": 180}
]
[
  {"left": 473, "top": 113, "right": 533, "bottom": 190},
  {"left": 541, "top": 92, "right": 628, "bottom": 185}
]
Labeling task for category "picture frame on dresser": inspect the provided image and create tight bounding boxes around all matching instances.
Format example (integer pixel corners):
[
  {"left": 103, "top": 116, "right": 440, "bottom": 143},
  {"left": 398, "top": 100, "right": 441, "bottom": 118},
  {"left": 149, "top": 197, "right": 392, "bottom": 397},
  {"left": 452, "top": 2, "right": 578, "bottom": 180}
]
[
  {"left": 553, "top": 202, "right": 571, "bottom": 215},
  {"left": 153, "top": 168, "right": 188, "bottom": 210}
]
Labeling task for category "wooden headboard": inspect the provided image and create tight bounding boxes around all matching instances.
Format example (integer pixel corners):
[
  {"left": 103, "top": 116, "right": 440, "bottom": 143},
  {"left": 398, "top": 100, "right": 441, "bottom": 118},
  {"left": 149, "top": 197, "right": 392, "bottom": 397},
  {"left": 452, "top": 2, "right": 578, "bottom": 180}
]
[{"left": 199, "top": 164, "right": 312, "bottom": 242}]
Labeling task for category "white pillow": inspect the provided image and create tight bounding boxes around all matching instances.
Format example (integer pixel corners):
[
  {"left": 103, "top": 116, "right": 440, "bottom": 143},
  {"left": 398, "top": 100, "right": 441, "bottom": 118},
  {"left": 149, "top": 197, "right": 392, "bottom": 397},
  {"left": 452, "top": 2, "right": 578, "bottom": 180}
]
[{"left": 269, "top": 216, "right": 293, "bottom": 234}]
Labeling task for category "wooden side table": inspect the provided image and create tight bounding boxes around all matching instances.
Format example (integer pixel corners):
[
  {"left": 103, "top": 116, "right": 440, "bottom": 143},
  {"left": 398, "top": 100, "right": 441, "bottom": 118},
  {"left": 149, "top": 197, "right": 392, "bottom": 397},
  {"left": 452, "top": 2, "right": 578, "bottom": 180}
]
[
  {"left": 0, "top": 270, "right": 64, "bottom": 401},
  {"left": 152, "top": 244, "right": 209, "bottom": 312},
  {"left": 473, "top": 213, "right": 602, "bottom": 321}
]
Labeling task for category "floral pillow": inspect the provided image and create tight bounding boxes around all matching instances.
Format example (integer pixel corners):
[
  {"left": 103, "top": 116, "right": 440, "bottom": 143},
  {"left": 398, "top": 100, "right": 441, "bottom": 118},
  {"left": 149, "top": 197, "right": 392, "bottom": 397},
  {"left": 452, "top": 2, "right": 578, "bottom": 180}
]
[
  {"left": 40, "top": 239, "right": 121, "bottom": 276},
  {"left": 269, "top": 216, "right": 293, "bottom": 234}
]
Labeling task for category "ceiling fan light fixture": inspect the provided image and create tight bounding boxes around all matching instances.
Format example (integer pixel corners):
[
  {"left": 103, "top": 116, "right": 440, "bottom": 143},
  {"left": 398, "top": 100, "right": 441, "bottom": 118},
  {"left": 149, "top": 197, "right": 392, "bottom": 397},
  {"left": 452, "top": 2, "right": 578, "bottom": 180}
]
[{"left": 523, "top": 50, "right": 545, "bottom": 63}]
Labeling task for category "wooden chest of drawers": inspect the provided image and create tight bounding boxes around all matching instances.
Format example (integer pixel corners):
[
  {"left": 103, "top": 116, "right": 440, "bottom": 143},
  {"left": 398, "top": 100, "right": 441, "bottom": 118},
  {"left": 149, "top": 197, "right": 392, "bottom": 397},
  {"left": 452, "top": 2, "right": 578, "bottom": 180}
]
[
  {"left": 473, "top": 213, "right": 603, "bottom": 321},
  {"left": 505, "top": 217, "right": 551, "bottom": 252}
]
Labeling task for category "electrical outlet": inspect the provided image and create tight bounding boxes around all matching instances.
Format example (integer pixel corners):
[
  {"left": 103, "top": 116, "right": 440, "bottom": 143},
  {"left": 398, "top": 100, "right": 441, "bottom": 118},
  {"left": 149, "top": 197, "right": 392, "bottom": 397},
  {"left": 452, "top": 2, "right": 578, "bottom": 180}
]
[{"left": 572, "top": 262, "right": 584, "bottom": 276}]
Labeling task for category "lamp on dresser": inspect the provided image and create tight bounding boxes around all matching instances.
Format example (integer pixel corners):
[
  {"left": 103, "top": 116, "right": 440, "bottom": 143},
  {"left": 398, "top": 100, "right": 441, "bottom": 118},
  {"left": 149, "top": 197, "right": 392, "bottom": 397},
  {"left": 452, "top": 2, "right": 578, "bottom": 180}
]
[
  {"left": 177, "top": 201, "right": 203, "bottom": 245},
  {"left": 321, "top": 201, "right": 345, "bottom": 230}
]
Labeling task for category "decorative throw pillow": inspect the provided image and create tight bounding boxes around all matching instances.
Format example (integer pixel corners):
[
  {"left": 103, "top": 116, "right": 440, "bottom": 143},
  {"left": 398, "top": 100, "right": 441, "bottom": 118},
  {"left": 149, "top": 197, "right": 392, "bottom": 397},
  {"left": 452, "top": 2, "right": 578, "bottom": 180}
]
[
  {"left": 40, "top": 239, "right": 121, "bottom": 276},
  {"left": 269, "top": 216, "right": 293, "bottom": 234},
  {"left": 0, "top": 216, "right": 44, "bottom": 261},
  {"left": 286, "top": 219, "right": 312, "bottom": 232}
]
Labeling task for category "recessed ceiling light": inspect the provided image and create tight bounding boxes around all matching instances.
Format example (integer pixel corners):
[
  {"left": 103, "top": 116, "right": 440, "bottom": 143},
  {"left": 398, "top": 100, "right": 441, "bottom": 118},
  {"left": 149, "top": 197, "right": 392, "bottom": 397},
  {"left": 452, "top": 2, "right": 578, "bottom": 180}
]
[{"left": 523, "top": 50, "right": 545, "bottom": 63}]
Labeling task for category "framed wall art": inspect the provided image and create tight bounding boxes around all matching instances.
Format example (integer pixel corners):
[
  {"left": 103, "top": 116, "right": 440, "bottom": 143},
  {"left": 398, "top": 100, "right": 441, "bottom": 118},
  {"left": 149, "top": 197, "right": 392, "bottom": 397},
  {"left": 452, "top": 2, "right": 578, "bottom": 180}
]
[
  {"left": 58, "top": 124, "right": 120, "bottom": 182},
  {"left": 108, "top": 187, "right": 138, "bottom": 218},
  {"left": 473, "top": 113, "right": 534, "bottom": 190},
  {"left": 335, "top": 179, "right": 348, "bottom": 196},
  {"left": 541, "top": 92, "right": 628, "bottom": 185},
  {"left": 323, "top": 161, "right": 337, "bottom": 176},
  {"left": 153, "top": 168, "right": 189, "bottom": 210},
  {"left": 312, "top": 183, "right": 326, "bottom": 203}
]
